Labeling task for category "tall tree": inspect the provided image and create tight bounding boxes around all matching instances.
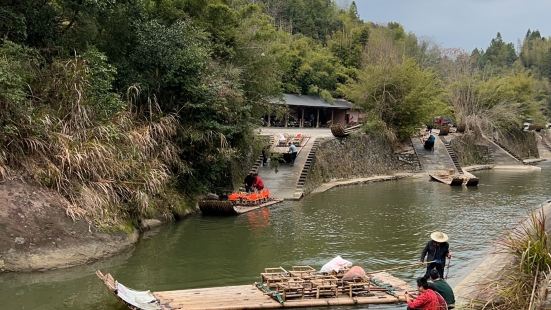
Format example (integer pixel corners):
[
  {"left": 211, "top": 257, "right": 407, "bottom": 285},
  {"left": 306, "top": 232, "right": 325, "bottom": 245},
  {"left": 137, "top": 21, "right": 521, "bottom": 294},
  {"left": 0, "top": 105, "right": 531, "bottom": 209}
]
[{"left": 479, "top": 32, "right": 517, "bottom": 69}]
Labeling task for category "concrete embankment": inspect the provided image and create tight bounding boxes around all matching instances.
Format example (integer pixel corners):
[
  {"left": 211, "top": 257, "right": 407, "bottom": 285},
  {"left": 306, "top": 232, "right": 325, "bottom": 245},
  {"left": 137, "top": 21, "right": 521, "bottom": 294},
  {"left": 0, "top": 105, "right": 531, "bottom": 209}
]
[
  {"left": 454, "top": 201, "right": 551, "bottom": 308},
  {"left": 311, "top": 173, "right": 418, "bottom": 194}
]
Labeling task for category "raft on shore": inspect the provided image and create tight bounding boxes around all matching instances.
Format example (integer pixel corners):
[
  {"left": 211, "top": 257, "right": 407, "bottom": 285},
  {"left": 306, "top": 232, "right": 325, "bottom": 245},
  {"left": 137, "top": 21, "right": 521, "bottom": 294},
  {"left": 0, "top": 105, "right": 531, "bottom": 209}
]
[{"left": 97, "top": 268, "right": 411, "bottom": 310}]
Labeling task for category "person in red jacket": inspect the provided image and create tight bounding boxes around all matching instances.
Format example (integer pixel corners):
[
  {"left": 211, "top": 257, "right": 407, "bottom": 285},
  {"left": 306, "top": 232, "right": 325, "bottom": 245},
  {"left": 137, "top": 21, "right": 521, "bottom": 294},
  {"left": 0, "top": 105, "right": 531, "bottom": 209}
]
[
  {"left": 406, "top": 277, "right": 446, "bottom": 310},
  {"left": 252, "top": 173, "right": 264, "bottom": 191}
]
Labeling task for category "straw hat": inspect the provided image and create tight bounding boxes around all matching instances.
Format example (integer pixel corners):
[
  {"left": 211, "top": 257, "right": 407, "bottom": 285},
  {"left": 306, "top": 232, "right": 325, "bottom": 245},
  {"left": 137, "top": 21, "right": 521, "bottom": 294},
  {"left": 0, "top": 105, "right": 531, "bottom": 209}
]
[{"left": 430, "top": 231, "right": 449, "bottom": 243}]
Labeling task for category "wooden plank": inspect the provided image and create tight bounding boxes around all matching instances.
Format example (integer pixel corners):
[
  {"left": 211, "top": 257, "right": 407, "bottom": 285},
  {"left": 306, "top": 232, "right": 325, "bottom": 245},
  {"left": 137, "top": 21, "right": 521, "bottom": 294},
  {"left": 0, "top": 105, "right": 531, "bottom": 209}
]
[{"left": 234, "top": 199, "right": 283, "bottom": 214}]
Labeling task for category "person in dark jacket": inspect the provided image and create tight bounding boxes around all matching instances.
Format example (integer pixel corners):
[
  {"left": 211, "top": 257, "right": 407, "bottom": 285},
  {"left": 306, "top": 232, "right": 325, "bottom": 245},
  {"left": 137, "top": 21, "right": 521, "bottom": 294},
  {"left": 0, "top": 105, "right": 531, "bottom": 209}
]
[
  {"left": 420, "top": 231, "right": 451, "bottom": 279},
  {"left": 428, "top": 269, "right": 455, "bottom": 309},
  {"left": 244, "top": 172, "right": 255, "bottom": 192},
  {"left": 424, "top": 134, "right": 435, "bottom": 151}
]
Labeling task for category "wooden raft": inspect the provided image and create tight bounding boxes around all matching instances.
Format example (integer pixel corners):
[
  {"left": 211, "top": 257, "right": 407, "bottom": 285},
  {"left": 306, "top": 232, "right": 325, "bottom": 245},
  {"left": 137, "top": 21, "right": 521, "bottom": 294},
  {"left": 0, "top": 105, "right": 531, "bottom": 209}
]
[
  {"left": 199, "top": 199, "right": 283, "bottom": 216},
  {"left": 429, "top": 170, "right": 479, "bottom": 187},
  {"left": 97, "top": 270, "right": 410, "bottom": 310}
]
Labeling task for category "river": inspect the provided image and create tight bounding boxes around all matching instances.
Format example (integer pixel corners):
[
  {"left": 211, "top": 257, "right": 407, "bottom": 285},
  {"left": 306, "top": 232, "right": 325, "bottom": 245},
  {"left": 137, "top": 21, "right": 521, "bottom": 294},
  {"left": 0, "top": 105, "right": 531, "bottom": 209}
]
[{"left": 1, "top": 163, "right": 550, "bottom": 309}]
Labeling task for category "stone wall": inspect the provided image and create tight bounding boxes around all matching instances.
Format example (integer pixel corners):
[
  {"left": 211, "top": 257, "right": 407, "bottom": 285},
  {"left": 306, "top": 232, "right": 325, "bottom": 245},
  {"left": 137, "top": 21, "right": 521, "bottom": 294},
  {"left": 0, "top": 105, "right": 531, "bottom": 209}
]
[
  {"left": 495, "top": 130, "right": 539, "bottom": 159},
  {"left": 451, "top": 134, "right": 493, "bottom": 166},
  {"left": 304, "top": 134, "right": 416, "bottom": 193}
]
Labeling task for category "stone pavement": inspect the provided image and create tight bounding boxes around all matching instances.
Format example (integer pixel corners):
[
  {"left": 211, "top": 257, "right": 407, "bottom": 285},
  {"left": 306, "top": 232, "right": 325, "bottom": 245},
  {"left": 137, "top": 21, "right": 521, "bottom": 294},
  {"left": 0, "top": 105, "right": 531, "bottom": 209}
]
[
  {"left": 256, "top": 127, "right": 332, "bottom": 200},
  {"left": 257, "top": 137, "right": 316, "bottom": 200},
  {"left": 411, "top": 135, "right": 458, "bottom": 173}
]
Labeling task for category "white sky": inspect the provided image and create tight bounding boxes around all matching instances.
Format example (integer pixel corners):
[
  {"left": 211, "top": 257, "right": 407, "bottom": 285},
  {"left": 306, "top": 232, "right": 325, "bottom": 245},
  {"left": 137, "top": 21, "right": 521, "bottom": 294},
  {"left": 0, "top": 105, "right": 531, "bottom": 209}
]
[{"left": 347, "top": 0, "right": 551, "bottom": 51}]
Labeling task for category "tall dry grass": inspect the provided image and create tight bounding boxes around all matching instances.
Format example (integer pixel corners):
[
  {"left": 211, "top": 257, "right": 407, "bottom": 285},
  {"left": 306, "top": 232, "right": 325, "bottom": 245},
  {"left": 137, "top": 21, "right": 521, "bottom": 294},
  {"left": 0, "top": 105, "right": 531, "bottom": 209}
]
[
  {"left": 480, "top": 209, "right": 551, "bottom": 310},
  {"left": 0, "top": 49, "right": 186, "bottom": 227}
]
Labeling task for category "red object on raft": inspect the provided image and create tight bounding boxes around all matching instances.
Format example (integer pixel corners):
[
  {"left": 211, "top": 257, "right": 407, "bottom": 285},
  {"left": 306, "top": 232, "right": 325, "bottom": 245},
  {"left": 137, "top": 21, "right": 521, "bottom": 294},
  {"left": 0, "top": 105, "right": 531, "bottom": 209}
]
[{"left": 228, "top": 189, "right": 271, "bottom": 205}]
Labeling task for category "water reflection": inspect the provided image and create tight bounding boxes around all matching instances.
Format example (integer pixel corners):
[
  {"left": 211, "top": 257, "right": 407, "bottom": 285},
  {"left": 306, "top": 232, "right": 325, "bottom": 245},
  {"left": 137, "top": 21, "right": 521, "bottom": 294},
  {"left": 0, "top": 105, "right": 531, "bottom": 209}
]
[{"left": 1, "top": 163, "right": 550, "bottom": 309}]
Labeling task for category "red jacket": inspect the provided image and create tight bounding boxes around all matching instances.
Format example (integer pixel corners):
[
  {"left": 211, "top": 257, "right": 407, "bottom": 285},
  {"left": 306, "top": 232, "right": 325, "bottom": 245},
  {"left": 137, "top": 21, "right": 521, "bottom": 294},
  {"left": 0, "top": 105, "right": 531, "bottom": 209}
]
[
  {"left": 254, "top": 176, "right": 264, "bottom": 190},
  {"left": 407, "top": 289, "right": 444, "bottom": 310}
]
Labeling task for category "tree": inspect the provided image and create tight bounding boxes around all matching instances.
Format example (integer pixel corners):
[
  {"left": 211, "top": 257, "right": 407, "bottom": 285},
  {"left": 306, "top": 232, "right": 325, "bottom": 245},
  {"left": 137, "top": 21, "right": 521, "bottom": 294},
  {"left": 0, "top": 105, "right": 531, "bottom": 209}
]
[
  {"left": 344, "top": 58, "right": 447, "bottom": 140},
  {"left": 478, "top": 32, "right": 517, "bottom": 69},
  {"left": 348, "top": 1, "right": 359, "bottom": 21}
]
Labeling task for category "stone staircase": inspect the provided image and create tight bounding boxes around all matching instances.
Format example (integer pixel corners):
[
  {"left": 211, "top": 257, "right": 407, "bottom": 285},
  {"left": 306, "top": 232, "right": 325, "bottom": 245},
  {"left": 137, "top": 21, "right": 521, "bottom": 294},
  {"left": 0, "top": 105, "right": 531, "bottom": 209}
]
[
  {"left": 492, "top": 138, "right": 523, "bottom": 162},
  {"left": 409, "top": 140, "right": 423, "bottom": 171},
  {"left": 249, "top": 136, "right": 275, "bottom": 174},
  {"left": 441, "top": 138, "right": 463, "bottom": 174},
  {"left": 296, "top": 138, "right": 323, "bottom": 192}
]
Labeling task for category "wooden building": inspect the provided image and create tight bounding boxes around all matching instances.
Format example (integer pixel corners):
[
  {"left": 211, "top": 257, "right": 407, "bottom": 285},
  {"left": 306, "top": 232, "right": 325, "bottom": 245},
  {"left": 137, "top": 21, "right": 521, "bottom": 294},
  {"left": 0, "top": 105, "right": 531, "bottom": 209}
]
[{"left": 265, "top": 94, "right": 361, "bottom": 128}]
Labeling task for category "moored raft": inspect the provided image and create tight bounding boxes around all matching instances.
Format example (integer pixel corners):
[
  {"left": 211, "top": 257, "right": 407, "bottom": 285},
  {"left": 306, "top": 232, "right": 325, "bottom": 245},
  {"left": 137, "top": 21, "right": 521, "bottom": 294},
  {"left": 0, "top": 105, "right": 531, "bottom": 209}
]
[
  {"left": 97, "top": 268, "right": 411, "bottom": 310},
  {"left": 429, "top": 170, "right": 479, "bottom": 187},
  {"left": 199, "top": 189, "right": 283, "bottom": 216}
]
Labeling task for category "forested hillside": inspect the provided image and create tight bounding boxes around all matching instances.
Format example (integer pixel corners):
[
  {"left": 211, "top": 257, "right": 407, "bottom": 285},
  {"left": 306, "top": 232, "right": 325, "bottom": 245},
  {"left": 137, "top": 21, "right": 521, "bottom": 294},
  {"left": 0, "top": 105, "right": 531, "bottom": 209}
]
[{"left": 1, "top": 0, "right": 550, "bottom": 227}]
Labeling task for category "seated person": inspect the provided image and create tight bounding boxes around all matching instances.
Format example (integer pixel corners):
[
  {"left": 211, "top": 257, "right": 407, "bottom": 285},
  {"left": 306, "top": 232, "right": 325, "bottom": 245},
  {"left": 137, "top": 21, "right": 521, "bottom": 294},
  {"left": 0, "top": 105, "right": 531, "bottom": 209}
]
[
  {"left": 406, "top": 277, "right": 446, "bottom": 310},
  {"left": 428, "top": 269, "right": 455, "bottom": 309}
]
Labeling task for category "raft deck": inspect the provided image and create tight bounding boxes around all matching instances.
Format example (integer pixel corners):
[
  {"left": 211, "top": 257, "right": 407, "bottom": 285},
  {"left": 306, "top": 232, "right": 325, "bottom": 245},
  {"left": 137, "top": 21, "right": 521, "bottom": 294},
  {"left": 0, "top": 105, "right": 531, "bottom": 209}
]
[
  {"left": 429, "top": 170, "right": 479, "bottom": 187},
  {"left": 199, "top": 199, "right": 283, "bottom": 216},
  {"left": 97, "top": 271, "right": 410, "bottom": 310}
]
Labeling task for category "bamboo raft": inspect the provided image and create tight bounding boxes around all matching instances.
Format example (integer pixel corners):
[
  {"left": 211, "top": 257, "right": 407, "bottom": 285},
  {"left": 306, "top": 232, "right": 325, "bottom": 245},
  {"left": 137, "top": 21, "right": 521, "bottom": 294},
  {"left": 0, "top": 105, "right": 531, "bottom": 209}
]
[
  {"left": 199, "top": 199, "right": 283, "bottom": 216},
  {"left": 97, "top": 267, "right": 411, "bottom": 310},
  {"left": 429, "top": 170, "right": 479, "bottom": 187}
]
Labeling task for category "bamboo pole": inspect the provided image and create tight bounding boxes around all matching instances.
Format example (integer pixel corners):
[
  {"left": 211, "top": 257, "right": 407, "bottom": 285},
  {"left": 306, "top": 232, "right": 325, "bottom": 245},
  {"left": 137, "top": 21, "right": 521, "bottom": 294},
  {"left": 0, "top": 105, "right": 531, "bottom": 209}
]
[{"left": 367, "top": 261, "right": 435, "bottom": 275}]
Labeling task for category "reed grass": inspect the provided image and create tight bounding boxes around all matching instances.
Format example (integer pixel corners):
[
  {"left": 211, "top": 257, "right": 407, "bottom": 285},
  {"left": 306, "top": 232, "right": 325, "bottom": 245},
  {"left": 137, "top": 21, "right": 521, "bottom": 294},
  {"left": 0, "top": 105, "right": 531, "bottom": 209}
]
[
  {"left": 0, "top": 49, "right": 188, "bottom": 228},
  {"left": 478, "top": 209, "right": 551, "bottom": 310}
]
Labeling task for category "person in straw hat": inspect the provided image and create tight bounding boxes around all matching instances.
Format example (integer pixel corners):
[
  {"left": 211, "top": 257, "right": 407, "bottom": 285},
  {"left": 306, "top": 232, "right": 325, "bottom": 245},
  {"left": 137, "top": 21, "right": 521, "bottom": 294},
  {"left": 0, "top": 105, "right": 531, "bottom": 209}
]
[{"left": 420, "top": 231, "right": 451, "bottom": 279}]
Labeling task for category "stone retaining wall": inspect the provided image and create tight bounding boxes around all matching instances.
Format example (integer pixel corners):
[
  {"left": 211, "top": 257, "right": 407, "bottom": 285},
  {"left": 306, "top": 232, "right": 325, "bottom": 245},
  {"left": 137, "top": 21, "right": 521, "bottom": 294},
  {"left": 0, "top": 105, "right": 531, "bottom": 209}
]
[{"left": 303, "top": 134, "right": 416, "bottom": 194}]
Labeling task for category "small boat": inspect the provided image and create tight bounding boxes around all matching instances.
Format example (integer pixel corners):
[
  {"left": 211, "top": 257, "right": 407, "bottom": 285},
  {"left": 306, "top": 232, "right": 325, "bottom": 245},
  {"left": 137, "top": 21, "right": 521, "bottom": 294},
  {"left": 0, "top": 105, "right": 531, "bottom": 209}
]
[
  {"left": 429, "top": 172, "right": 464, "bottom": 186},
  {"left": 97, "top": 266, "right": 411, "bottom": 310},
  {"left": 199, "top": 189, "right": 282, "bottom": 216}
]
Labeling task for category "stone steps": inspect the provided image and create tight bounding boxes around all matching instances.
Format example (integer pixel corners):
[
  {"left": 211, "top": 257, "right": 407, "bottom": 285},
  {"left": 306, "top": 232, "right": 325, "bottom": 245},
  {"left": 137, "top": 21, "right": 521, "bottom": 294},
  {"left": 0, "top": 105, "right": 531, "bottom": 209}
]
[
  {"left": 296, "top": 139, "right": 323, "bottom": 190},
  {"left": 441, "top": 138, "right": 464, "bottom": 174},
  {"left": 409, "top": 140, "right": 423, "bottom": 171},
  {"left": 249, "top": 136, "right": 275, "bottom": 174}
]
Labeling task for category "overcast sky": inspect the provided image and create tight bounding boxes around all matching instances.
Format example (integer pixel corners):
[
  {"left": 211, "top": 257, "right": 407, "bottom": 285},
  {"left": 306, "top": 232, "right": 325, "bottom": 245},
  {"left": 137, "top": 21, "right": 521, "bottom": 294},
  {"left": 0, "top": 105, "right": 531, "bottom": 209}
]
[{"left": 344, "top": 0, "right": 551, "bottom": 51}]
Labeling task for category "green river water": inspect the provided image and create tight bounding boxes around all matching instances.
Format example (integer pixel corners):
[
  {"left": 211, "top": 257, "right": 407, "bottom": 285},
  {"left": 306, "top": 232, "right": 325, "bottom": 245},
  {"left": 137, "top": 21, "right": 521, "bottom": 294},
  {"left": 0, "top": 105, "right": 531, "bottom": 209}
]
[{"left": 1, "top": 163, "right": 550, "bottom": 310}]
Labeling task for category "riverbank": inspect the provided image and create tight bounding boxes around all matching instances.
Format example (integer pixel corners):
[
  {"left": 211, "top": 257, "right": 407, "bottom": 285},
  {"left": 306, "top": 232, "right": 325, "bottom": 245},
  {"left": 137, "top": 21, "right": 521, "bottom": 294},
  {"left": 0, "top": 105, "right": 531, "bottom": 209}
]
[
  {"left": 454, "top": 201, "right": 551, "bottom": 308},
  {"left": 0, "top": 179, "right": 142, "bottom": 272},
  {"left": 1, "top": 130, "right": 544, "bottom": 273}
]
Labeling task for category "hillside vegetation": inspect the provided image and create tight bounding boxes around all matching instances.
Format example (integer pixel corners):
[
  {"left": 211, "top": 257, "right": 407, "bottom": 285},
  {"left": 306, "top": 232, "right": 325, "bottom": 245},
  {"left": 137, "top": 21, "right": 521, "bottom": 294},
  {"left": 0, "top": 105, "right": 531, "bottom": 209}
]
[{"left": 1, "top": 0, "right": 550, "bottom": 228}]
